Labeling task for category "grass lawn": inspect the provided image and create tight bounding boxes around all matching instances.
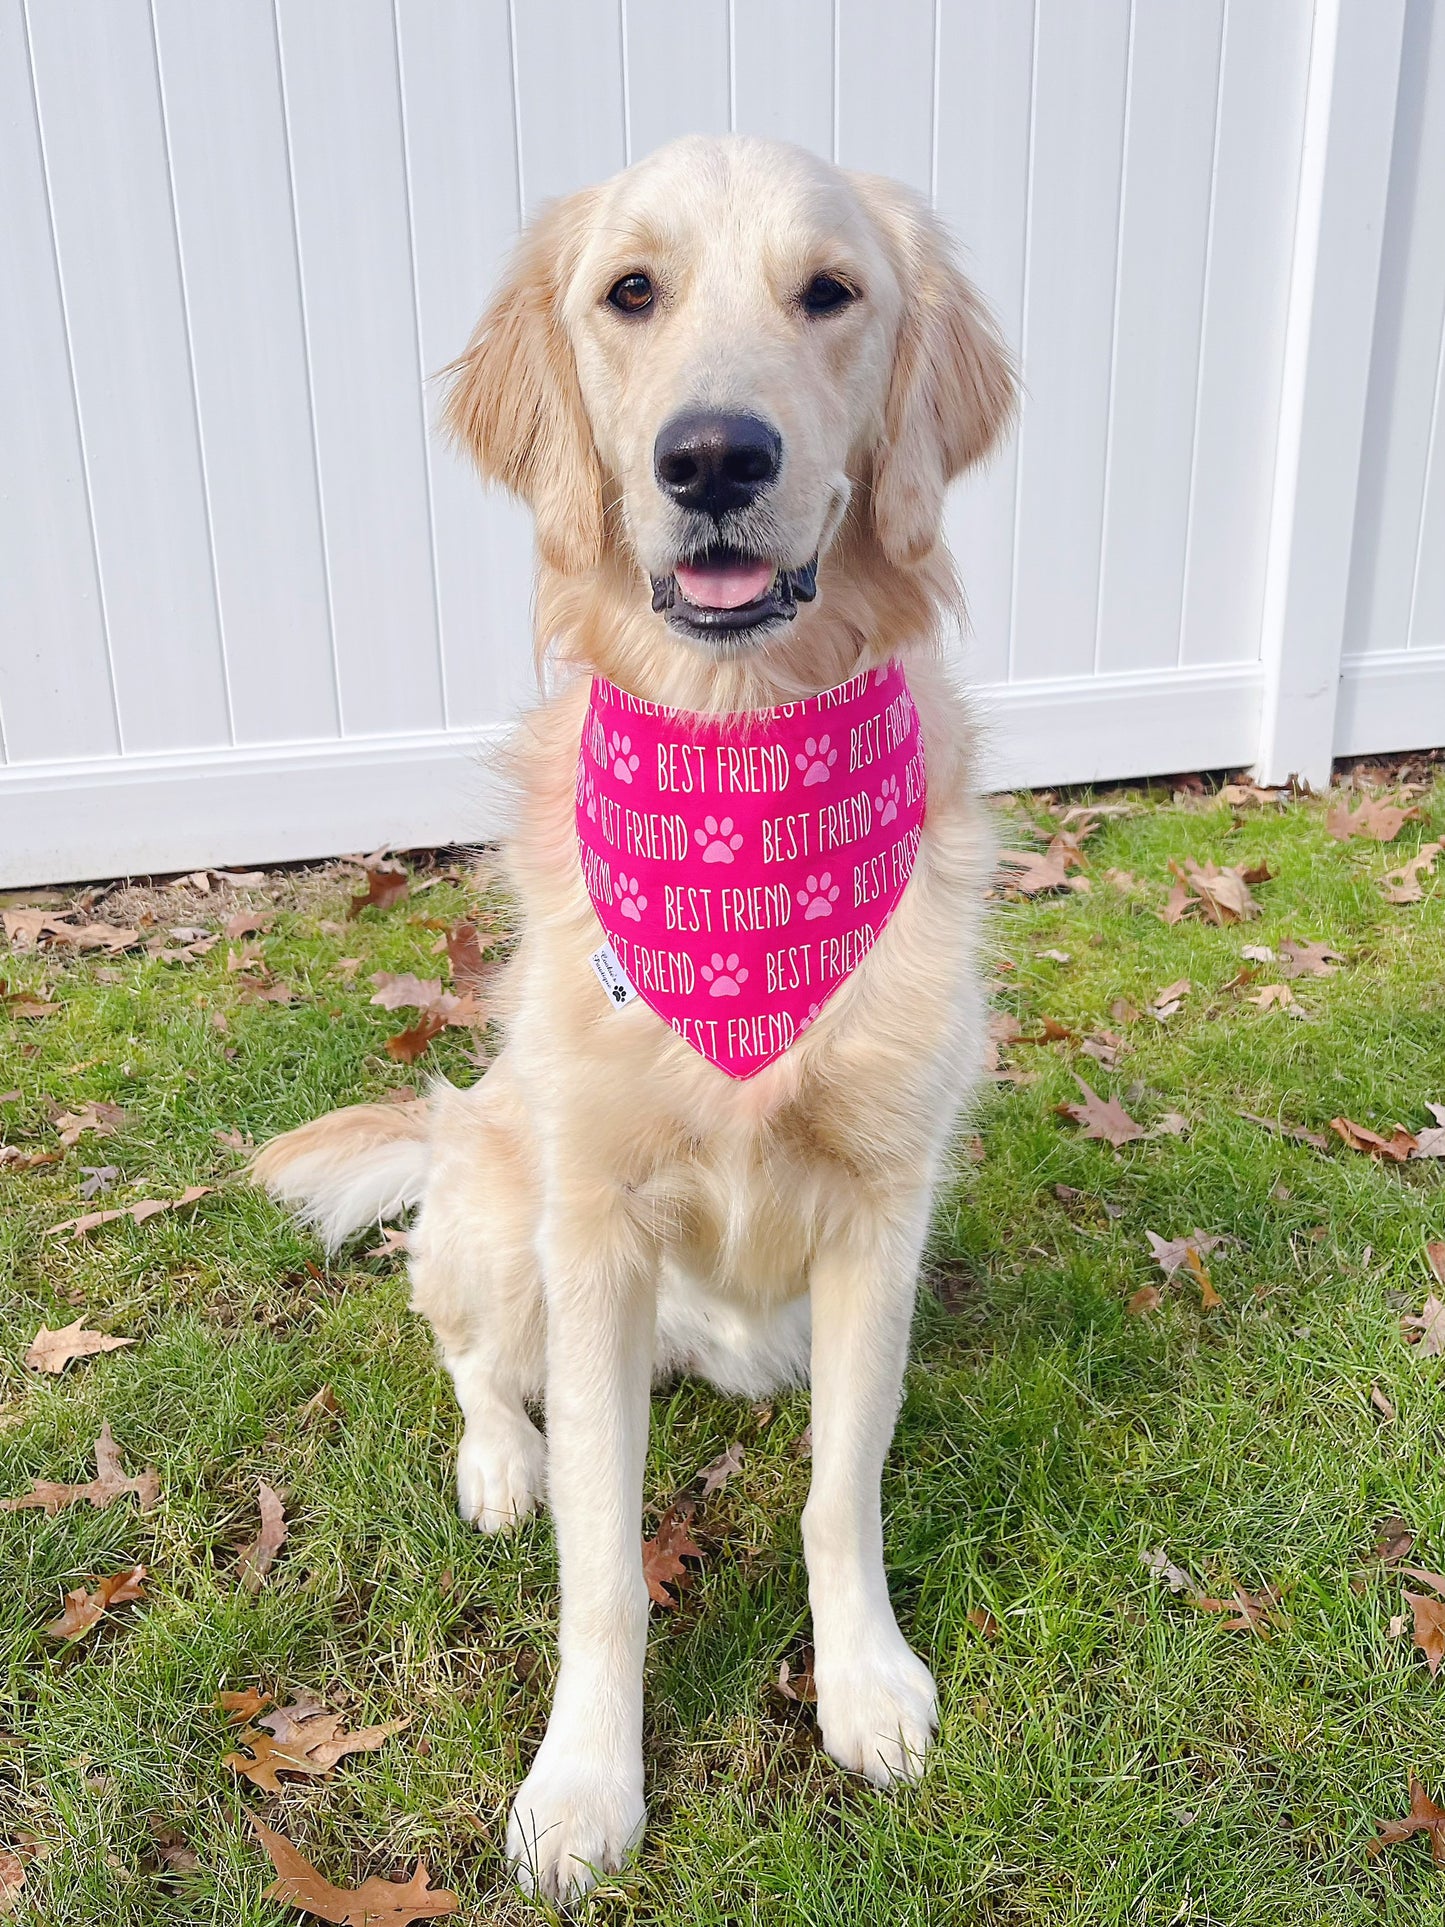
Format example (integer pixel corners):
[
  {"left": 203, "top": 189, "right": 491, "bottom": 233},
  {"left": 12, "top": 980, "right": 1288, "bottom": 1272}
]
[{"left": 3, "top": 766, "right": 1445, "bottom": 1925}]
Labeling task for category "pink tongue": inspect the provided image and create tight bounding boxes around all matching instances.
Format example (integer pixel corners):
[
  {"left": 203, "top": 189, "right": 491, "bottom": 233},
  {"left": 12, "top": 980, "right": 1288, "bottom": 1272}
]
[{"left": 674, "top": 559, "right": 775, "bottom": 611}]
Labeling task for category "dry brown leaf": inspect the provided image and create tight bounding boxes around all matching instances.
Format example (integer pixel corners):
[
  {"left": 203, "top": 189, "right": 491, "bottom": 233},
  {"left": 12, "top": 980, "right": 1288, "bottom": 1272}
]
[
  {"left": 1382, "top": 839, "right": 1444, "bottom": 904},
  {"left": 236, "top": 1482, "right": 288, "bottom": 1594},
  {"left": 25, "top": 1319, "right": 135, "bottom": 1374},
  {"left": 1405, "top": 1585, "right": 1445, "bottom": 1678},
  {"left": 1404, "top": 1295, "right": 1445, "bottom": 1357},
  {"left": 696, "top": 1442, "right": 744, "bottom": 1498},
  {"left": 995, "top": 836, "right": 1083, "bottom": 896},
  {"left": 1277, "top": 939, "right": 1343, "bottom": 979},
  {"left": 1056, "top": 1076, "right": 1147, "bottom": 1148},
  {"left": 385, "top": 1011, "right": 448, "bottom": 1063},
  {"left": 0, "top": 1423, "right": 159, "bottom": 1514},
  {"left": 966, "top": 1607, "right": 1000, "bottom": 1639},
  {"left": 43, "top": 1564, "right": 146, "bottom": 1641},
  {"left": 643, "top": 1500, "right": 703, "bottom": 1608},
  {"left": 1127, "top": 1286, "right": 1161, "bottom": 1316},
  {"left": 347, "top": 860, "right": 410, "bottom": 919},
  {"left": 216, "top": 1688, "right": 273, "bottom": 1725},
  {"left": 1164, "top": 858, "right": 1267, "bottom": 925},
  {"left": 248, "top": 1815, "right": 457, "bottom": 1925},
  {"left": 1371, "top": 1777, "right": 1445, "bottom": 1867},
  {"left": 1413, "top": 1107, "right": 1445, "bottom": 1160},
  {"left": 0, "top": 1147, "right": 59, "bottom": 1172},
  {"left": 444, "top": 920, "right": 495, "bottom": 996},
  {"left": 1150, "top": 978, "right": 1191, "bottom": 1019},
  {"left": 1110, "top": 996, "right": 1141, "bottom": 1024},
  {"left": 45, "top": 922, "right": 143, "bottom": 954},
  {"left": 1373, "top": 1517, "right": 1416, "bottom": 1565},
  {"left": 1186, "top": 1246, "right": 1223, "bottom": 1310},
  {"left": 1329, "top": 1117, "right": 1417, "bottom": 1162},
  {"left": 45, "top": 1183, "right": 212, "bottom": 1240},
  {"left": 1220, "top": 780, "right": 1284, "bottom": 806},
  {"left": 775, "top": 1648, "right": 818, "bottom": 1701},
  {"left": 1080, "top": 1028, "right": 1126, "bottom": 1069},
  {"left": 1190, "top": 1583, "right": 1283, "bottom": 1634},
  {"left": 366, "top": 1227, "right": 409, "bottom": 1259},
  {"left": 224, "top": 911, "right": 273, "bottom": 940},
  {"left": 226, "top": 1699, "right": 409, "bottom": 1791},
  {"left": 1429, "top": 1245, "right": 1445, "bottom": 1288},
  {"left": 1371, "top": 1384, "right": 1398, "bottom": 1422},
  {"left": 51, "top": 1099, "right": 127, "bottom": 1147},
  {"left": 369, "top": 972, "right": 445, "bottom": 1012},
  {"left": 1326, "top": 795, "right": 1420, "bottom": 842},
  {"left": 1238, "top": 1110, "right": 1329, "bottom": 1151},
  {"left": 1248, "top": 983, "right": 1294, "bottom": 1011},
  {"left": 0, "top": 1848, "right": 23, "bottom": 1914},
  {"left": 1142, "top": 1548, "right": 1193, "bottom": 1593},
  {"left": 1145, "top": 1229, "right": 1227, "bottom": 1279}
]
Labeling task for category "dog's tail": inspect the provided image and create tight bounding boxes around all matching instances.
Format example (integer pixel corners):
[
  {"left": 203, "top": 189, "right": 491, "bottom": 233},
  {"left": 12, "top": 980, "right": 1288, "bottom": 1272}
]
[{"left": 250, "top": 1100, "right": 431, "bottom": 1250}]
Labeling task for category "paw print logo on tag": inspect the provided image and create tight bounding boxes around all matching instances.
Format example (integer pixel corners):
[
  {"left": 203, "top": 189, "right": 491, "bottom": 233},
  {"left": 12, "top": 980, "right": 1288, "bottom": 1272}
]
[
  {"left": 796, "top": 733, "right": 837, "bottom": 787},
  {"left": 797, "top": 872, "right": 840, "bottom": 920},
  {"left": 875, "top": 773, "right": 900, "bottom": 825},
  {"left": 700, "top": 952, "right": 748, "bottom": 997},
  {"left": 616, "top": 873, "right": 647, "bottom": 922},
  {"left": 609, "top": 731, "right": 640, "bottom": 782},
  {"left": 694, "top": 815, "right": 744, "bottom": 864}
]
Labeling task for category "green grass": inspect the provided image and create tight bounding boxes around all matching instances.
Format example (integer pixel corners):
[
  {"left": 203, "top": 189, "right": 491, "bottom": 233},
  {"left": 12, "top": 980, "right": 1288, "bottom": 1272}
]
[{"left": 3, "top": 775, "right": 1445, "bottom": 1925}]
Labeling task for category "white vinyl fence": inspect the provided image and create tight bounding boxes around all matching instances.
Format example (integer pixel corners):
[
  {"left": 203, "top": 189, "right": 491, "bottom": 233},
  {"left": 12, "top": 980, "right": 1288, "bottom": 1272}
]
[{"left": 0, "top": 0, "right": 1440, "bottom": 886}]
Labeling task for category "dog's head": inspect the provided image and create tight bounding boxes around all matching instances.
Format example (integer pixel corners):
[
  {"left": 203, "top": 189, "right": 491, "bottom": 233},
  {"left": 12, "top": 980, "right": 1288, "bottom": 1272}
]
[{"left": 446, "top": 136, "right": 1013, "bottom": 657}]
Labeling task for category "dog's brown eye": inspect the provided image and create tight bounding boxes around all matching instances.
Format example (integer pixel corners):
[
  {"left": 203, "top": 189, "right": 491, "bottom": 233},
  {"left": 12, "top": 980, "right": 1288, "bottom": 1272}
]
[
  {"left": 607, "top": 273, "right": 654, "bottom": 315},
  {"left": 802, "top": 273, "right": 856, "bottom": 316}
]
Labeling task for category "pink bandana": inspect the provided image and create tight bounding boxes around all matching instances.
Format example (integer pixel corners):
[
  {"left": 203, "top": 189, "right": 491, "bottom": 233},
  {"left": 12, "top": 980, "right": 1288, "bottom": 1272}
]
[{"left": 576, "top": 660, "right": 926, "bottom": 1078}]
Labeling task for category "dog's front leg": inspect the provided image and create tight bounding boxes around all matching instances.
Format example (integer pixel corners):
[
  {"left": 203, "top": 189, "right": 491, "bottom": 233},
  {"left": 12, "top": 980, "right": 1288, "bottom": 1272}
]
[
  {"left": 506, "top": 1198, "right": 655, "bottom": 1903},
  {"left": 803, "top": 1198, "right": 938, "bottom": 1785}
]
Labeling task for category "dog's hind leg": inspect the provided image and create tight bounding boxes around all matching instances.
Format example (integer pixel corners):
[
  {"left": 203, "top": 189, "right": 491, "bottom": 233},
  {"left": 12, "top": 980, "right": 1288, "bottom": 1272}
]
[{"left": 408, "top": 1073, "right": 548, "bottom": 1533}]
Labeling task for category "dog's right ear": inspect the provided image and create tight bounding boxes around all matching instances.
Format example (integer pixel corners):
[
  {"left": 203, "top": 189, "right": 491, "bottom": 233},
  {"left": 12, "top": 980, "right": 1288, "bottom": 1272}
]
[{"left": 442, "top": 191, "right": 603, "bottom": 576}]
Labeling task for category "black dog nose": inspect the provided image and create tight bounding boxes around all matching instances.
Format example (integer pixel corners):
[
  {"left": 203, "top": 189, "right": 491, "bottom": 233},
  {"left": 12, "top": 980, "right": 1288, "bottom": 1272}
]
[{"left": 653, "top": 410, "right": 782, "bottom": 517}]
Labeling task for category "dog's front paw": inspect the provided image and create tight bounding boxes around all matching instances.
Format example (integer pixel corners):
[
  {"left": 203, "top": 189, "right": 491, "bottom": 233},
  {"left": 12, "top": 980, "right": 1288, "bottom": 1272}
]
[
  {"left": 814, "top": 1635, "right": 937, "bottom": 1786},
  {"left": 456, "top": 1414, "right": 546, "bottom": 1533},
  {"left": 506, "top": 1743, "right": 645, "bottom": 1903}
]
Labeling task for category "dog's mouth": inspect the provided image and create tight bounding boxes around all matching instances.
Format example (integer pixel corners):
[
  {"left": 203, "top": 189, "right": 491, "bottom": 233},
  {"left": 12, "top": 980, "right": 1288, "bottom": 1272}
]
[{"left": 650, "top": 547, "right": 818, "bottom": 641}]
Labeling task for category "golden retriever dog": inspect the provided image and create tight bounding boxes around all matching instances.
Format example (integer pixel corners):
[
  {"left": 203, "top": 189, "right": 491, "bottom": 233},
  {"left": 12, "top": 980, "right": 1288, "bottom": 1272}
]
[{"left": 253, "top": 134, "right": 1013, "bottom": 1902}]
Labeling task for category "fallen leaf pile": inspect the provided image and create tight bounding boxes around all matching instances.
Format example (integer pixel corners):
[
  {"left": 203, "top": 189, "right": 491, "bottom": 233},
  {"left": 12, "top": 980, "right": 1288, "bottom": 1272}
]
[
  {"left": 248, "top": 1815, "right": 457, "bottom": 1925},
  {"left": 44, "top": 1565, "right": 146, "bottom": 1641},
  {"left": 1, "top": 1424, "right": 158, "bottom": 1514},
  {"left": 225, "top": 1698, "right": 409, "bottom": 1792},
  {"left": 24, "top": 1320, "right": 135, "bottom": 1374}
]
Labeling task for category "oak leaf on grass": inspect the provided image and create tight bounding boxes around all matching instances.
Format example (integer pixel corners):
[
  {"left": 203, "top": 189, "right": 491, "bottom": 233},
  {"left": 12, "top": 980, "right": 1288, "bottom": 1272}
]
[
  {"left": 1325, "top": 795, "right": 1420, "bottom": 843},
  {"left": 24, "top": 1319, "right": 135, "bottom": 1374},
  {"left": 215, "top": 1687, "right": 272, "bottom": 1725},
  {"left": 1402, "top": 1569, "right": 1445, "bottom": 1677},
  {"left": 0, "top": 1423, "right": 158, "bottom": 1514},
  {"left": 1189, "top": 1583, "right": 1284, "bottom": 1635},
  {"left": 248, "top": 1815, "right": 457, "bottom": 1926},
  {"left": 1412, "top": 1106, "right": 1445, "bottom": 1159},
  {"left": 1056, "top": 1076, "right": 1147, "bottom": 1148},
  {"left": 45, "top": 1183, "right": 212, "bottom": 1240},
  {"left": 1402, "top": 1295, "right": 1445, "bottom": 1357},
  {"left": 1163, "top": 858, "right": 1269, "bottom": 925},
  {"left": 225, "top": 1698, "right": 410, "bottom": 1792},
  {"left": 0, "top": 1847, "right": 23, "bottom": 1914},
  {"left": 1277, "top": 939, "right": 1343, "bottom": 979},
  {"left": 1329, "top": 1117, "right": 1417, "bottom": 1162},
  {"left": 1382, "top": 839, "right": 1443, "bottom": 904},
  {"left": 51, "top": 1099, "right": 126, "bottom": 1147},
  {"left": 347, "top": 859, "right": 410, "bottom": 919},
  {"left": 44, "top": 1564, "right": 146, "bottom": 1641},
  {"left": 1371, "top": 1778, "right": 1445, "bottom": 1868},
  {"left": 643, "top": 1499, "right": 704, "bottom": 1608},
  {"left": 236, "top": 1482, "right": 287, "bottom": 1594}
]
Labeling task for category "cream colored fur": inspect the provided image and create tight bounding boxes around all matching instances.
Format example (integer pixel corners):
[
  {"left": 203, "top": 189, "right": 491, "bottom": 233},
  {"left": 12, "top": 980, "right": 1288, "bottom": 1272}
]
[{"left": 251, "top": 135, "right": 1013, "bottom": 1905}]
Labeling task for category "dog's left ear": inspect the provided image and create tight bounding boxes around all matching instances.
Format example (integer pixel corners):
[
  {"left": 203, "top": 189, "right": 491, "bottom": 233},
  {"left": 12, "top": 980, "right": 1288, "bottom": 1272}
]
[{"left": 861, "top": 181, "right": 1017, "bottom": 566}]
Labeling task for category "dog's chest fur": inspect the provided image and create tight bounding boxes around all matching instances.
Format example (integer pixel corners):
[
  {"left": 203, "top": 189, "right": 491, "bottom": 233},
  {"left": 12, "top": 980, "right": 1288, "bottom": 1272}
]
[{"left": 496, "top": 655, "right": 993, "bottom": 1312}]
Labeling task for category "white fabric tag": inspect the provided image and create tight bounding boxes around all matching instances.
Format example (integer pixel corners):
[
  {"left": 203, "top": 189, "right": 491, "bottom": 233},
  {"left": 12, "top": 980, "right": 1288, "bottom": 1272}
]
[{"left": 589, "top": 942, "right": 638, "bottom": 1010}]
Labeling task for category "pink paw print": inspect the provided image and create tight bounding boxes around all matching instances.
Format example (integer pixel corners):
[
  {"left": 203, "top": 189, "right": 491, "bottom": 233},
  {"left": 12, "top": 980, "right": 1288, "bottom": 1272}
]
[
  {"left": 694, "top": 814, "right": 744, "bottom": 864},
  {"left": 875, "top": 773, "right": 900, "bottom": 825},
  {"left": 700, "top": 952, "right": 748, "bottom": 997},
  {"left": 797, "top": 1000, "right": 823, "bottom": 1032},
  {"left": 609, "top": 731, "right": 639, "bottom": 782},
  {"left": 796, "top": 733, "right": 837, "bottom": 786},
  {"left": 616, "top": 873, "right": 647, "bottom": 922},
  {"left": 797, "top": 872, "right": 840, "bottom": 920}
]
